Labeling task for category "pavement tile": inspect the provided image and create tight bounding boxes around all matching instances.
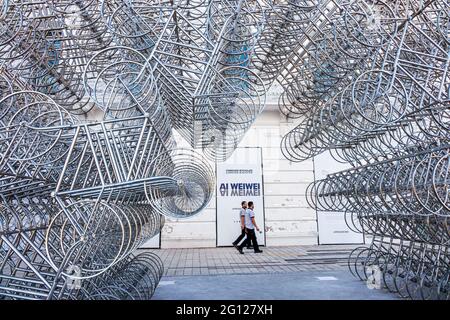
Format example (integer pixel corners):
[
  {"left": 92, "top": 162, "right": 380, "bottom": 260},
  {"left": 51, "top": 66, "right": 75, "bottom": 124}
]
[{"left": 148, "top": 245, "right": 360, "bottom": 277}]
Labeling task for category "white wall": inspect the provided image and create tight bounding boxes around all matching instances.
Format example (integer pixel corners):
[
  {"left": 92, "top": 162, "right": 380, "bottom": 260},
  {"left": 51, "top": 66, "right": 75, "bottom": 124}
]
[
  {"left": 240, "top": 111, "right": 318, "bottom": 246},
  {"left": 160, "top": 109, "right": 319, "bottom": 248}
]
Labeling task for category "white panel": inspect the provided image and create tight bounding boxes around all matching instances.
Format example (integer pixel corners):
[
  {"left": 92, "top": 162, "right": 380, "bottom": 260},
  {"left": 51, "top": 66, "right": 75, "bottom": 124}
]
[
  {"left": 265, "top": 208, "right": 316, "bottom": 221},
  {"left": 161, "top": 239, "right": 216, "bottom": 249},
  {"left": 262, "top": 146, "right": 315, "bottom": 160},
  {"left": 264, "top": 159, "right": 314, "bottom": 172},
  {"left": 314, "top": 152, "right": 363, "bottom": 244},
  {"left": 313, "top": 151, "right": 352, "bottom": 179},
  {"left": 264, "top": 195, "right": 310, "bottom": 208},
  {"left": 261, "top": 147, "right": 285, "bottom": 160},
  {"left": 140, "top": 233, "right": 160, "bottom": 249},
  {"left": 239, "top": 128, "right": 281, "bottom": 148},
  {"left": 162, "top": 221, "right": 216, "bottom": 239},
  {"left": 165, "top": 208, "right": 216, "bottom": 223},
  {"left": 216, "top": 147, "right": 266, "bottom": 246},
  {"left": 317, "top": 211, "right": 364, "bottom": 244},
  {"left": 264, "top": 171, "right": 314, "bottom": 183},
  {"left": 264, "top": 182, "right": 311, "bottom": 196},
  {"left": 265, "top": 220, "right": 318, "bottom": 234}
]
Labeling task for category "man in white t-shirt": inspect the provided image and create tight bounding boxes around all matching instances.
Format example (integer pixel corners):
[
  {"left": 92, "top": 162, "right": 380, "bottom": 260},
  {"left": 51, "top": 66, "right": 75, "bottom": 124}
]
[
  {"left": 237, "top": 201, "right": 263, "bottom": 254},
  {"left": 232, "top": 201, "right": 248, "bottom": 249}
]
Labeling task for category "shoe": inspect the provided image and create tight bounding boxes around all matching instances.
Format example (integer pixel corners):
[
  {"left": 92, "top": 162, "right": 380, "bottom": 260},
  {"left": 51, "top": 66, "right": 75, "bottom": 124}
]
[
  {"left": 254, "top": 250, "right": 263, "bottom": 253},
  {"left": 238, "top": 248, "right": 244, "bottom": 254}
]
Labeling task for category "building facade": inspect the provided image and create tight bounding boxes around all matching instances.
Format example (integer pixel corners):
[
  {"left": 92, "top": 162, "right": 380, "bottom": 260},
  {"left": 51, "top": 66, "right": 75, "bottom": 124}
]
[{"left": 158, "top": 108, "right": 320, "bottom": 248}]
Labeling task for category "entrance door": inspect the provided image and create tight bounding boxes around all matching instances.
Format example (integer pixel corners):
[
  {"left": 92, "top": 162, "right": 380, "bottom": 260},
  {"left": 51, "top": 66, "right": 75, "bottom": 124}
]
[{"left": 216, "top": 147, "right": 266, "bottom": 246}]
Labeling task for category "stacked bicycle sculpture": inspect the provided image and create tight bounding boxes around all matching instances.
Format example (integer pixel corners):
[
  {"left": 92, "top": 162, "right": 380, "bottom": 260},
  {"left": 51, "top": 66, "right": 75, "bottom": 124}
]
[
  {"left": 0, "top": 0, "right": 272, "bottom": 300},
  {"left": 1, "top": 0, "right": 448, "bottom": 301},
  {"left": 279, "top": 0, "right": 449, "bottom": 299}
]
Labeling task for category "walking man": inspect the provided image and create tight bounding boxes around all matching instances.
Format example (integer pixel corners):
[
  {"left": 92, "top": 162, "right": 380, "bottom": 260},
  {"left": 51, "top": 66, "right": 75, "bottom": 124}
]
[
  {"left": 232, "top": 201, "right": 247, "bottom": 249},
  {"left": 237, "top": 201, "right": 263, "bottom": 254}
]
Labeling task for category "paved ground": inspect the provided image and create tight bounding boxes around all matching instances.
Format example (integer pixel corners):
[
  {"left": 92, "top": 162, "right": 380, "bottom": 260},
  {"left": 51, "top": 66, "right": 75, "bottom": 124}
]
[
  {"left": 142, "top": 244, "right": 360, "bottom": 277},
  {"left": 152, "top": 270, "right": 399, "bottom": 300},
  {"left": 143, "top": 244, "right": 399, "bottom": 300}
]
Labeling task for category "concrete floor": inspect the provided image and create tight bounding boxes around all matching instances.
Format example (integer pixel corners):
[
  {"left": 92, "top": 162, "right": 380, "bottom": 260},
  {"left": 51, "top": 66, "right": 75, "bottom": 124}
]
[
  {"left": 152, "top": 270, "right": 399, "bottom": 300},
  {"left": 143, "top": 245, "right": 358, "bottom": 277}
]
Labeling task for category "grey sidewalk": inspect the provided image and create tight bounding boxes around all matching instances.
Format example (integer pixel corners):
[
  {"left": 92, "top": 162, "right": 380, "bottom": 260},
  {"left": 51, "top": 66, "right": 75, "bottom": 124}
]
[
  {"left": 143, "top": 244, "right": 400, "bottom": 300},
  {"left": 141, "top": 244, "right": 361, "bottom": 277},
  {"left": 152, "top": 270, "right": 399, "bottom": 300},
  {"left": 144, "top": 244, "right": 399, "bottom": 300}
]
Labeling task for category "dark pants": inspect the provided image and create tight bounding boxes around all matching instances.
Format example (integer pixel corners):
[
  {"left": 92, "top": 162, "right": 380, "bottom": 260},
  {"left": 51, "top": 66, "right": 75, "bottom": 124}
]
[
  {"left": 239, "top": 228, "right": 260, "bottom": 252},
  {"left": 232, "top": 228, "right": 246, "bottom": 246}
]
